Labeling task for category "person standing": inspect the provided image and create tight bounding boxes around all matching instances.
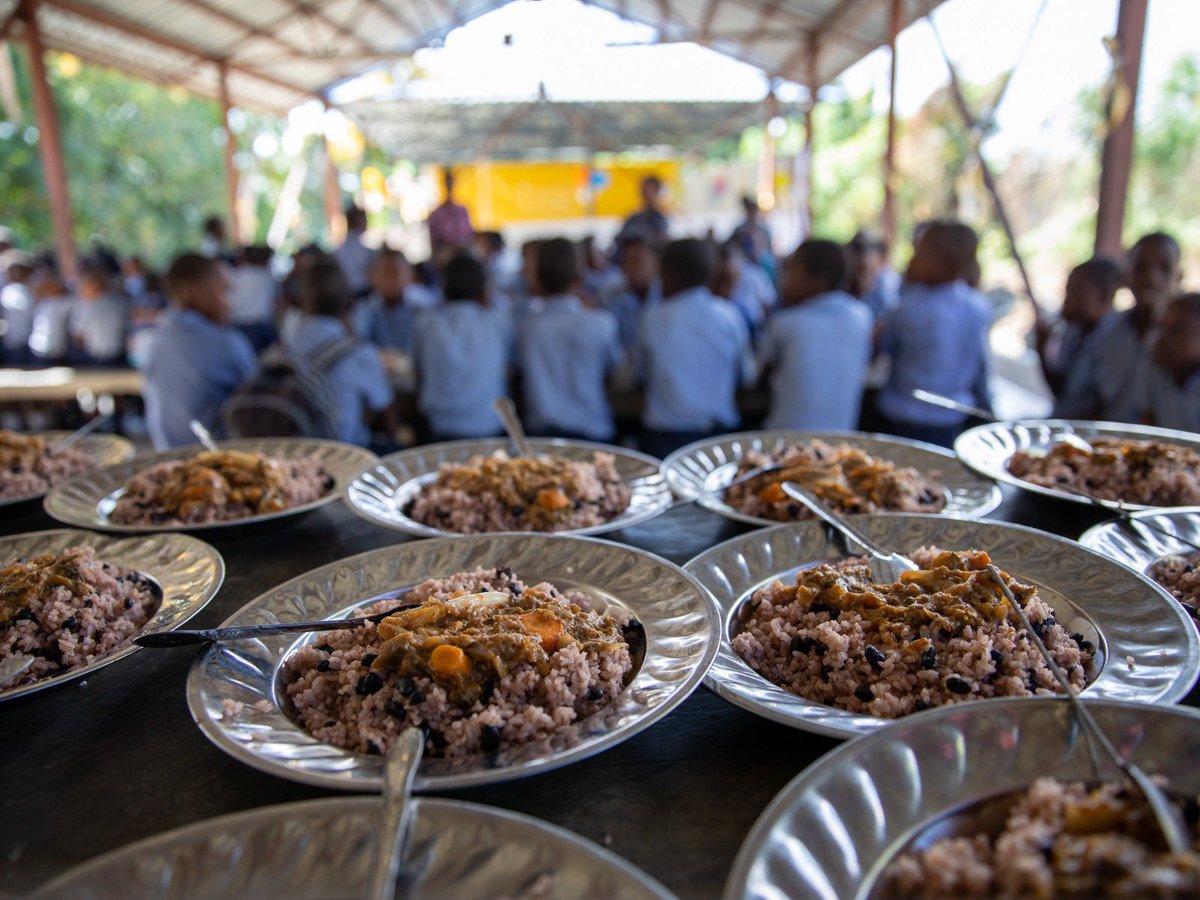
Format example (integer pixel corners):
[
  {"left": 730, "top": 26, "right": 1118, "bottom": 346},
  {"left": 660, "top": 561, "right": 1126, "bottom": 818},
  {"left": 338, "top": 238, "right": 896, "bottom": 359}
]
[
  {"left": 615, "top": 175, "right": 670, "bottom": 248},
  {"left": 426, "top": 169, "right": 475, "bottom": 258},
  {"left": 333, "top": 206, "right": 375, "bottom": 299}
]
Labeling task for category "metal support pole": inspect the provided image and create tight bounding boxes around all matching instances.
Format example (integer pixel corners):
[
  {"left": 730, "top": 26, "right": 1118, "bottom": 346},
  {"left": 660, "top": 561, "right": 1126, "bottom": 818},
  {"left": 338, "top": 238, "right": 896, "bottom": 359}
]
[
  {"left": 1095, "top": 0, "right": 1148, "bottom": 256},
  {"left": 320, "top": 129, "right": 343, "bottom": 247},
  {"left": 21, "top": 0, "right": 76, "bottom": 278},
  {"left": 218, "top": 65, "right": 242, "bottom": 245},
  {"left": 802, "top": 33, "right": 820, "bottom": 236},
  {"left": 882, "top": 0, "right": 902, "bottom": 253}
]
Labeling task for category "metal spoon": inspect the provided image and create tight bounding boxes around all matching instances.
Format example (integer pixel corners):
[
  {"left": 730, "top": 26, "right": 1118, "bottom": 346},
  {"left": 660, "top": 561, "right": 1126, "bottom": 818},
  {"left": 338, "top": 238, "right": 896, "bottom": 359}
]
[
  {"left": 48, "top": 412, "right": 111, "bottom": 456},
  {"left": 911, "top": 389, "right": 1095, "bottom": 452},
  {"left": 366, "top": 727, "right": 424, "bottom": 900},
  {"left": 492, "top": 398, "right": 534, "bottom": 459},
  {"left": 0, "top": 654, "right": 35, "bottom": 687},
  {"left": 189, "top": 418, "right": 221, "bottom": 453},
  {"left": 133, "top": 603, "right": 416, "bottom": 647},
  {"left": 781, "top": 482, "right": 916, "bottom": 582},
  {"left": 985, "top": 564, "right": 1191, "bottom": 854}
]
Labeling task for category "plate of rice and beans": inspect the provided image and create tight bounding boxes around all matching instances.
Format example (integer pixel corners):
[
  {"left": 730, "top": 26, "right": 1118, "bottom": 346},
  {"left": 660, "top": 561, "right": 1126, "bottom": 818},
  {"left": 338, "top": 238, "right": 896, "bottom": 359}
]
[
  {"left": 685, "top": 514, "right": 1198, "bottom": 740},
  {"left": 187, "top": 533, "right": 718, "bottom": 791},
  {"left": 45, "top": 438, "right": 378, "bottom": 533},
  {"left": 0, "top": 529, "right": 223, "bottom": 701},
  {"left": 347, "top": 438, "right": 673, "bottom": 538},
  {"left": 956, "top": 420, "right": 1200, "bottom": 510},
  {"left": 1081, "top": 508, "right": 1200, "bottom": 621},
  {"left": 0, "top": 430, "right": 133, "bottom": 506},
  {"left": 725, "top": 698, "right": 1200, "bottom": 900},
  {"left": 663, "top": 431, "right": 1001, "bottom": 528}
]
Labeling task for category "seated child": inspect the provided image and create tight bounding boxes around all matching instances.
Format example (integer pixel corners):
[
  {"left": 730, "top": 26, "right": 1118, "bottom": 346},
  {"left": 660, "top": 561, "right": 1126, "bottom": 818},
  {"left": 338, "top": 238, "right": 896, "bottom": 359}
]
[
  {"left": 69, "top": 265, "right": 129, "bottom": 366},
  {"left": 1145, "top": 293, "right": 1200, "bottom": 433},
  {"left": 1040, "top": 256, "right": 1122, "bottom": 416}
]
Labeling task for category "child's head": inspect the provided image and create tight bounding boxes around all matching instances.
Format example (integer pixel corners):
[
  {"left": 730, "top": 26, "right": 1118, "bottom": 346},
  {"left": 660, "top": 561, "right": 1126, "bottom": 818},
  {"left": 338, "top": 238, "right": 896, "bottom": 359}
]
[
  {"left": 299, "top": 258, "right": 352, "bottom": 320},
  {"left": 711, "top": 241, "right": 744, "bottom": 300},
  {"left": 520, "top": 240, "right": 542, "bottom": 286},
  {"left": 847, "top": 231, "right": 885, "bottom": 298},
  {"left": 442, "top": 253, "right": 487, "bottom": 304},
  {"left": 640, "top": 175, "right": 663, "bottom": 208},
  {"left": 661, "top": 238, "right": 715, "bottom": 299},
  {"left": 781, "top": 239, "right": 848, "bottom": 305},
  {"left": 906, "top": 220, "right": 978, "bottom": 286},
  {"left": 1062, "top": 256, "right": 1122, "bottom": 327},
  {"left": 618, "top": 237, "right": 659, "bottom": 292},
  {"left": 1, "top": 249, "right": 33, "bottom": 284},
  {"left": 203, "top": 216, "right": 225, "bottom": 242},
  {"left": 1153, "top": 293, "right": 1200, "bottom": 384},
  {"left": 242, "top": 245, "right": 273, "bottom": 268},
  {"left": 78, "top": 265, "right": 110, "bottom": 301},
  {"left": 443, "top": 168, "right": 457, "bottom": 199},
  {"left": 370, "top": 249, "right": 412, "bottom": 305},
  {"left": 535, "top": 238, "right": 581, "bottom": 296},
  {"left": 344, "top": 206, "right": 367, "bottom": 235},
  {"left": 473, "top": 230, "right": 504, "bottom": 261},
  {"left": 166, "top": 253, "right": 229, "bottom": 323},
  {"left": 741, "top": 194, "right": 760, "bottom": 220},
  {"left": 1128, "top": 232, "right": 1181, "bottom": 313}
]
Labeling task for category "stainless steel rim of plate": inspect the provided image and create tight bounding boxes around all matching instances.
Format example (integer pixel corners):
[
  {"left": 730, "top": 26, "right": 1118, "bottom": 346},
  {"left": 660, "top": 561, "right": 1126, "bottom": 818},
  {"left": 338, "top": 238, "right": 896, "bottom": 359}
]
[
  {"left": 186, "top": 532, "right": 721, "bottom": 791},
  {"left": 42, "top": 438, "right": 379, "bottom": 533},
  {"left": 954, "top": 419, "right": 1200, "bottom": 511},
  {"left": 685, "top": 513, "right": 1200, "bottom": 741},
  {"left": 0, "top": 527, "right": 225, "bottom": 702},
  {"left": 661, "top": 429, "right": 1002, "bottom": 527},
  {"left": 723, "top": 697, "right": 1200, "bottom": 900},
  {"left": 32, "top": 796, "right": 674, "bottom": 900},
  {"left": 345, "top": 437, "right": 673, "bottom": 538},
  {"left": 1080, "top": 506, "right": 1200, "bottom": 585},
  {"left": 1, "top": 432, "right": 135, "bottom": 508}
]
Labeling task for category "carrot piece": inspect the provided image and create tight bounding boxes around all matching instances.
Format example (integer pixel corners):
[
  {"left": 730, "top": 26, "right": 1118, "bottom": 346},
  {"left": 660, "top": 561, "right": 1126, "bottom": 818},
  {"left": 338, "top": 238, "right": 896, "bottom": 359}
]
[
  {"left": 430, "top": 643, "right": 471, "bottom": 677},
  {"left": 536, "top": 488, "right": 571, "bottom": 510},
  {"left": 758, "top": 482, "right": 786, "bottom": 504},
  {"left": 519, "top": 610, "right": 565, "bottom": 652}
]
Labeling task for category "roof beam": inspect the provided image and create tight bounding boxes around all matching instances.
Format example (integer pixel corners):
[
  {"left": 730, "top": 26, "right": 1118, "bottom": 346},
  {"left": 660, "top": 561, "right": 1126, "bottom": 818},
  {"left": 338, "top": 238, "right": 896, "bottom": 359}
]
[
  {"left": 276, "top": 0, "right": 375, "bottom": 54},
  {"left": 38, "top": 0, "right": 315, "bottom": 101},
  {"left": 740, "top": 0, "right": 786, "bottom": 50},
  {"left": 365, "top": 0, "right": 422, "bottom": 38},
  {"left": 698, "top": 0, "right": 721, "bottom": 41},
  {"left": 171, "top": 0, "right": 310, "bottom": 59}
]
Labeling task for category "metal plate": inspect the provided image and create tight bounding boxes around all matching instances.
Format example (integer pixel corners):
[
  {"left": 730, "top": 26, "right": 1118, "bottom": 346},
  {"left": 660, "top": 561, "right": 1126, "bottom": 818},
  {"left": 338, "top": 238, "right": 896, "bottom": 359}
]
[
  {"left": 724, "top": 698, "right": 1200, "bottom": 900},
  {"left": 662, "top": 430, "right": 1001, "bottom": 528},
  {"left": 955, "top": 419, "right": 1200, "bottom": 510},
  {"left": 1080, "top": 506, "right": 1200, "bottom": 603},
  {"left": 0, "top": 432, "right": 134, "bottom": 508},
  {"left": 32, "top": 795, "right": 673, "bottom": 899},
  {"left": 685, "top": 514, "right": 1199, "bottom": 740},
  {"left": 0, "top": 528, "right": 224, "bottom": 702},
  {"left": 44, "top": 438, "right": 378, "bottom": 533},
  {"left": 187, "top": 533, "right": 720, "bottom": 791},
  {"left": 345, "top": 437, "right": 672, "bottom": 538}
]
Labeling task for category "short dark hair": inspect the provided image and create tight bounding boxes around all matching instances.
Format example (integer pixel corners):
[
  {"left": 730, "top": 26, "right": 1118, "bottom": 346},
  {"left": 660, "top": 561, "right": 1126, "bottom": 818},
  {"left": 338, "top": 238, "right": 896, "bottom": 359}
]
[
  {"left": 443, "top": 254, "right": 487, "bottom": 301},
  {"left": 536, "top": 238, "right": 580, "bottom": 295},
  {"left": 661, "top": 238, "right": 715, "bottom": 292},
  {"left": 202, "top": 216, "right": 223, "bottom": 236},
  {"left": 1169, "top": 292, "right": 1200, "bottom": 320},
  {"left": 344, "top": 206, "right": 367, "bottom": 232},
  {"left": 166, "top": 253, "right": 219, "bottom": 298},
  {"left": 1130, "top": 231, "right": 1181, "bottom": 261},
  {"left": 923, "top": 220, "right": 978, "bottom": 280},
  {"left": 642, "top": 175, "right": 662, "bottom": 191},
  {"left": 1071, "top": 255, "right": 1124, "bottom": 298},
  {"left": 792, "top": 239, "right": 848, "bottom": 292},
  {"left": 477, "top": 230, "right": 504, "bottom": 254},
  {"left": 299, "top": 258, "right": 351, "bottom": 318},
  {"left": 849, "top": 230, "right": 886, "bottom": 256},
  {"left": 242, "top": 244, "right": 273, "bottom": 267},
  {"left": 371, "top": 247, "right": 409, "bottom": 271}
]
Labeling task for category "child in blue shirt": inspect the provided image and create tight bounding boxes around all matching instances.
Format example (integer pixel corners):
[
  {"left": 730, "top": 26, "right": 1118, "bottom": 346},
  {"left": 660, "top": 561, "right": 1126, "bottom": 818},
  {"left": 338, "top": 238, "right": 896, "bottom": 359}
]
[
  {"left": 413, "top": 254, "right": 511, "bottom": 441},
  {"left": 759, "top": 239, "right": 872, "bottom": 430},
  {"left": 636, "top": 238, "right": 755, "bottom": 457},
  {"left": 142, "top": 254, "right": 257, "bottom": 449},
  {"left": 1039, "top": 256, "right": 1121, "bottom": 416},
  {"left": 876, "top": 220, "right": 992, "bottom": 448},
  {"left": 1145, "top": 293, "right": 1200, "bottom": 433},
  {"left": 518, "top": 238, "right": 621, "bottom": 441}
]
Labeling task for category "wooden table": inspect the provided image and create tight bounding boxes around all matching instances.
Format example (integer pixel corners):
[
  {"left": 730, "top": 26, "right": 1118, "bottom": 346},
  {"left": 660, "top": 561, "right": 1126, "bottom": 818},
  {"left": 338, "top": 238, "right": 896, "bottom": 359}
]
[{"left": 0, "top": 368, "right": 142, "bottom": 404}]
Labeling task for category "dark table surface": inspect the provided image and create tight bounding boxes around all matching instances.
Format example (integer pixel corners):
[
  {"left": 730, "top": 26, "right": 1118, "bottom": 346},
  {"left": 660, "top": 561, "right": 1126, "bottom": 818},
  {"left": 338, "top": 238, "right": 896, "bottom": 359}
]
[{"left": 0, "top": 485, "right": 1187, "bottom": 899}]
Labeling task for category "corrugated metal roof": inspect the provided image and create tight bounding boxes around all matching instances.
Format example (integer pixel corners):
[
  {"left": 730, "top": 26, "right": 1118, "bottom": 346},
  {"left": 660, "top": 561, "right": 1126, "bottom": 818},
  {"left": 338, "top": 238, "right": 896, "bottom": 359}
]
[{"left": 1, "top": 0, "right": 942, "bottom": 113}]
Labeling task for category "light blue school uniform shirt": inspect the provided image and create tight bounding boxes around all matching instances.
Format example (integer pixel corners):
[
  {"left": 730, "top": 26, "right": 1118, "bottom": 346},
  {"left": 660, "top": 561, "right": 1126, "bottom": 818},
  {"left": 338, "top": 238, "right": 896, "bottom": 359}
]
[
  {"left": 1145, "top": 365, "right": 1200, "bottom": 434},
  {"left": 636, "top": 286, "right": 756, "bottom": 432},
  {"left": 353, "top": 288, "right": 439, "bottom": 353},
  {"left": 876, "top": 280, "right": 992, "bottom": 427},
  {"left": 759, "top": 291, "right": 873, "bottom": 430},
  {"left": 603, "top": 279, "right": 661, "bottom": 355},
  {"left": 1053, "top": 310, "right": 1150, "bottom": 423},
  {"left": 70, "top": 294, "right": 129, "bottom": 361},
  {"left": 142, "top": 308, "right": 257, "bottom": 449},
  {"left": 518, "top": 296, "right": 621, "bottom": 440},
  {"left": 861, "top": 267, "right": 901, "bottom": 321},
  {"left": 412, "top": 301, "right": 511, "bottom": 438},
  {"left": 290, "top": 315, "right": 392, "bottom": 446}
]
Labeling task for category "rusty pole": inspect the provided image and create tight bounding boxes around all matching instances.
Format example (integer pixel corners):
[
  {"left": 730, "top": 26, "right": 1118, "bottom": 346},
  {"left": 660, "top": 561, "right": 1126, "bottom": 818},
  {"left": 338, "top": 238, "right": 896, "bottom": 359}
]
[
  {"left": 882, "top": 0, "right": 902, "bottom": 253},
  {"left": 1094, "top": 0, "right": 1148, "bottom": 256},
  {"left": 217, "top": 64, "right": 242, "bottom": 245},
  {"left": 802, "top": 33, "right": 820, "bottom": 237}
]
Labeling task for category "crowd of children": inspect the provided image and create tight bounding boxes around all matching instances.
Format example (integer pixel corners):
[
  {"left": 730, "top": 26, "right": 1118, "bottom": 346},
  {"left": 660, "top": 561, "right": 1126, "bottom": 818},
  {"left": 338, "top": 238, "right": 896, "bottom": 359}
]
[{"left": 1, "top": 203, "right": 1195, "bottom": 455}]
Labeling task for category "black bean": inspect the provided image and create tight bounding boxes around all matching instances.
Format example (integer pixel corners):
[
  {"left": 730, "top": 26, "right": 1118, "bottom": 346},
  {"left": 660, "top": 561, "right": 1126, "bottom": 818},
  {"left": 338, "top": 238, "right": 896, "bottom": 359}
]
[
  {"left": 317, "top": 644, "right": 333, "bottom": 653},
  {"left": 854, "top": 684, "right": 873, "bottom": 703},
  {"left": 361, "top": 653, "right": 378, "bottom": 668},
  {"left": 356, "top": 672, "right": 383, "bottom": 695},
  {"left": 990, "top": 649, "right": 1004, "bottom": 667},
  {"left": 946, "top": 676, "right": 971, "bottom": 695},
  {"left": 1070, "top": 632, "right": 1085, "bottom": 645},
  {"left": 123, "top": 597, "right": 133, "bottom": 610},
  {"left": 496, "top": 567, "right": 514, "bottom": 581},
  {"left": 586, "top": 685, "right": 604, "bottom": 702},
  {"left": 15, "top": 608, "right": 34, "bottom": 622},
  {"left": 428, "top": 729, "right": 448, "bottom": 751},
  {"left": 1186, "top": 564, "right": 1196, "bottom": 574},
  {"left": 61, "top": 616, "right": 78, "bottom": 632},
  {"left": 83, "top": 600, "right": 92, "bottom": 609},
  {"left": 316, "top": 660, "right": 331, "bottom": 672},
  {"left": 509, "top": 583, "right": 522, "bottom": 596},
  {"left": 865, "top": 645, "right": 886, "bottom": 671},
  {"left": 40, "top": 643, "right": 63, "bottom": 664},
  {"left": 1030, "top": 620, "right": 1045, "bottom": 637},
  {"left": 918, "top": 489, "right": 937, "bottom": 505},
  {"left": 1028, "top": 673, "right": 1040, "bottom": 692},
  {"left": 400, "top": 498, "right": 415, "bottom": 517},
  {"left": 395, "top": 676, "right": 415, "bottom": 696},
  {"left": 366, "top": 740, "right": 382, "bottom": 756},
  {"left": 480, "top": 681, "right": 495, "bottom": 703},
  {"left": 411, "top": 690, "right": 426, "bottom": 704},
  {"left": 480, "top": 724, "right": 502, "bottom": 752},
  {"left": 811, "top": 603, "right": 832, "bottom": 615},
  {"left": 325, "top": 720, "right": 336, "bottom": 728},
  {"left": 385, "top": 701, "right": 406, "bottom": 718},
  {"left": 790, "top": 635, "right": 812, "bottom": 655},
  {"left": 1080, "top": 640, "right": 1094, "bottom": 653},
  {"left": 510, "top": 505, "right": 525, "bottom": 517},
  {"left": 920, "top": 647, "right": 937, "bottom": 669},
  {"left": 786, "top": 503, "right": 802, "bottom": 518},
  {"left": 914, "top": 699, "right": 930, "bottom": 711}
]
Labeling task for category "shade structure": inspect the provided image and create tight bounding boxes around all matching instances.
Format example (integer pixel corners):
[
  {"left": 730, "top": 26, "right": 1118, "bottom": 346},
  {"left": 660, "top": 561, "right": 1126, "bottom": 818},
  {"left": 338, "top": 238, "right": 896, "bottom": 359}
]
[{"left": 0, "top": 0, "right": 944, "bottom": 113}]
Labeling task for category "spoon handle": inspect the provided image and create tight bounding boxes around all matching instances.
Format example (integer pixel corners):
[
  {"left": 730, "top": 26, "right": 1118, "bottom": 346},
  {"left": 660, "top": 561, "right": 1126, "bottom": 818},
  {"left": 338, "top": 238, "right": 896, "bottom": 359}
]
[
  {"left": 188, "top": 419, "right": 221, "bottom": 453},
  {"left": 367, "top": 727, "right": 424, "bottom": 900},
  {"left": 49, "top": 413, "right": 110, "bottom": 455},
  {"left": 493, "top": 398, "right": 534, "bottom": 458}
]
